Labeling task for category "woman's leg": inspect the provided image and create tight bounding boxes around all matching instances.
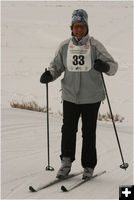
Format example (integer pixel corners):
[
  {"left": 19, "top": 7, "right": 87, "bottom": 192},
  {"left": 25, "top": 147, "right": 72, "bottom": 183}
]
[
  {"left": 61, "top": 100, "right": 81, "bottom": 162},
  {"left": 81, "top": 102, "right": 101, "bottom": 168}
]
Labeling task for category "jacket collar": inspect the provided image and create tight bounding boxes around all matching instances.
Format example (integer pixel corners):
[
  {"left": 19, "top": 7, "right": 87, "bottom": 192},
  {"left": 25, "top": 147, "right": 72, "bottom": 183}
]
[{"left": 72, "top": 34, "right": 90, "bottom": 46}]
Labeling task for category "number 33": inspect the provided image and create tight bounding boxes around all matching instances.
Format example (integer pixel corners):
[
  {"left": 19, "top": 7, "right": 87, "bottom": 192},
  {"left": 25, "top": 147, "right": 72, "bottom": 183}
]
[{"left": 73, "top": 55, "right": 85, "bottom": 65}]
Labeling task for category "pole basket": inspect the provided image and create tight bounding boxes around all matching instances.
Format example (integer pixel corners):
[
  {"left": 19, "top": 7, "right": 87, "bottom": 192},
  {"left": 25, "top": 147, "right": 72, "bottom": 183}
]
[
  {"left": 46, "top": 166, "right": 55, "bottom": 171},
  {"left": 120, "top": 163, "right": 129, "bottom": 170}
]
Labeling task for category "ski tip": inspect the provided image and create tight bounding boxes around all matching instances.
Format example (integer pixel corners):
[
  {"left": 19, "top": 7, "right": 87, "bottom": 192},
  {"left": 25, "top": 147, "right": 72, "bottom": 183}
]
[
  {"left": 61, "top": 185, "right": 68, "bottom": 192},
  {"left": 29, "top": 186, "right": 37, "bottom": 192}
]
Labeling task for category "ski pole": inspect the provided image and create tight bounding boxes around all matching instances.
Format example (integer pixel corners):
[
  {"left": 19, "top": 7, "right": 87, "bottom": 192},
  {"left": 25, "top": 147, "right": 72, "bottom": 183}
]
[
  {"left": 45, "top": 68, "right": 54, "bottom": 171},
  {"left": 101, "top": 73, "right": 128, "bottom": 170}
]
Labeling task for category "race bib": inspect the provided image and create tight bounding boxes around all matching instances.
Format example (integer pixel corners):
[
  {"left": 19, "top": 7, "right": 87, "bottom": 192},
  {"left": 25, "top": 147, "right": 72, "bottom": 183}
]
[{"left": 67, "top": 39, "right": 92, "bottom": 72}]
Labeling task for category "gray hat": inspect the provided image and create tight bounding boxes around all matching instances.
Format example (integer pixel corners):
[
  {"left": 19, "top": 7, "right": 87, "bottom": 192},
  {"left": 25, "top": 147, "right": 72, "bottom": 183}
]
[{"left": 71, "top": 9, "right": 88, "bottom": 27}]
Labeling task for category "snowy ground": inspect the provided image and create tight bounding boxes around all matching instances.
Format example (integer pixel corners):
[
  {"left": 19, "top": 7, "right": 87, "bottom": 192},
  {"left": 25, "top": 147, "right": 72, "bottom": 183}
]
[
  {"left": 1, "top": 0, "right": 133, "bottom": 199},
  {"left": 1, "top": 107, "right": 133, "bottom": 199}
]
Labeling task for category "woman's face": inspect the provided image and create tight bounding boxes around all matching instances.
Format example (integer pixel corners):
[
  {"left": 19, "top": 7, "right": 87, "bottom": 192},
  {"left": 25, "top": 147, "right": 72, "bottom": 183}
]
[{"left": 72, "top": 22, "right": 88, "bottom": 40}]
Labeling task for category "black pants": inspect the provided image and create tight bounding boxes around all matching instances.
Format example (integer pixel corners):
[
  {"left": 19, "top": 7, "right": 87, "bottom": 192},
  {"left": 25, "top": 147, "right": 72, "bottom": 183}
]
[{"left": 61, "top": 100, "right": 101, "bottom": 169}]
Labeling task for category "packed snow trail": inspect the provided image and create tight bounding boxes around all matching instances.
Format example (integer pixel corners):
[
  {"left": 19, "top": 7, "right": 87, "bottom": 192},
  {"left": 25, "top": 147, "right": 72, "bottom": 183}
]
[{"left": 1, "top": 108, "right": 133, "bottom": 199}]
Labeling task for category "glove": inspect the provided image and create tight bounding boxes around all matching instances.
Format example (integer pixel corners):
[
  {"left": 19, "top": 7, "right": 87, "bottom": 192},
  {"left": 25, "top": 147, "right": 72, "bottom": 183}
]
[
  {"left": 94, "top": 59, "right": 110, "bottom": 73},
  {"left": 40, "top": 70, "right": 53, "bottom": 83}
]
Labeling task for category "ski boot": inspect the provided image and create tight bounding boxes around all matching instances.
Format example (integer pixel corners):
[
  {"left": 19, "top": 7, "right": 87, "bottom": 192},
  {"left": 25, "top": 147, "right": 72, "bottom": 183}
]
[
  {"left": 82, "top": 167, "right": 94, "bottom": 179},
  {"left": 56, "top": 157, "right": 72, "bottom": 179}
]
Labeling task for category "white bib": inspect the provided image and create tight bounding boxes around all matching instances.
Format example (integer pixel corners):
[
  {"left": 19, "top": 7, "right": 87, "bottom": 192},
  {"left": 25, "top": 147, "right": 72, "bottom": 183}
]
[{"left": 67, "top": 39, "right": 92, "bottom": 72}]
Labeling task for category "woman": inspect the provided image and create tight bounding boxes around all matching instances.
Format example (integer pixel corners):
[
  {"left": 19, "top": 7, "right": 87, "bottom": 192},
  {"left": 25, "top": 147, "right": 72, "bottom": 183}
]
[{"left": 40, "top": 9, "right": 118, "bottom": 179}]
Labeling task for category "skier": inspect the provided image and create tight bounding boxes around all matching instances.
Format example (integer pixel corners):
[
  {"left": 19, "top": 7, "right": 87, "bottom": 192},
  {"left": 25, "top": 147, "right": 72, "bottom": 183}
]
[{"left": 40, "top": 9, "right": 118, "bottom": 179}]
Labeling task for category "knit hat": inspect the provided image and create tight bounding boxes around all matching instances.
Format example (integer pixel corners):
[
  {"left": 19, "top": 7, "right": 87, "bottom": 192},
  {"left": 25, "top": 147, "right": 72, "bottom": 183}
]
[{"left": 71, "top": 9, "right": 88, "bottom": 27}]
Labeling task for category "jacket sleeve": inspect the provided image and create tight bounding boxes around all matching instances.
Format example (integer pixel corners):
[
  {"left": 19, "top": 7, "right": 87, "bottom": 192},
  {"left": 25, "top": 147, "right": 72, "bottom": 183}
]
[
  {"left": 91, "top": 37, "right": 118, "bottom": 76},
  {"left": 48, "top": 43, "right": 65, "bottom": 81}
]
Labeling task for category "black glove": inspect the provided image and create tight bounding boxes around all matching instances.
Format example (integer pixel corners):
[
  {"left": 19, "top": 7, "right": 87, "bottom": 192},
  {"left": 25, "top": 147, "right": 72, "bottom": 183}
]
[
  {"left": 94, "top": 59, "right": 110, "bottom": 73},
  {"left": 40, "top": 70, "right": 53, "bottom": 83}
]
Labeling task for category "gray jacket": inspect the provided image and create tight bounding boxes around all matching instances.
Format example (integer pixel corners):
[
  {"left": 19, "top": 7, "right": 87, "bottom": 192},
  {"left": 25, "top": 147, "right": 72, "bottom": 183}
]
[{"left": 48, "top": 34, "right": 118, "bottom": 104}]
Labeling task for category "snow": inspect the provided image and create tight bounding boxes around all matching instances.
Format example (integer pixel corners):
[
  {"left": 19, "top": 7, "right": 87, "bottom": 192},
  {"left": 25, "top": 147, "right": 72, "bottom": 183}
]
[
  {"left": 1, "top": 107, "right": 133, "bottom": 199},
  {"left": 1, "top": 1, "right": 133, "bottom": 199}
]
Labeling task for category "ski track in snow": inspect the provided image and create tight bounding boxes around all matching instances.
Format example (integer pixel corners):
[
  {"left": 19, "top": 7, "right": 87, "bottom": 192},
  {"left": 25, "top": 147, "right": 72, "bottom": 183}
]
[{"left": 1, "top": 107, "right": 133, "bottom": 199}]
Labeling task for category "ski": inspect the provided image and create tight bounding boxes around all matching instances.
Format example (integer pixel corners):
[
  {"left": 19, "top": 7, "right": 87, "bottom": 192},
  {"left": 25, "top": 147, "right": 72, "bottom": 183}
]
[
  {"left": 29, "top": 171, "right": 82, "bottom": 192},
  {"left": 61, "top": 170, "right": 106, "bottom": 192}
]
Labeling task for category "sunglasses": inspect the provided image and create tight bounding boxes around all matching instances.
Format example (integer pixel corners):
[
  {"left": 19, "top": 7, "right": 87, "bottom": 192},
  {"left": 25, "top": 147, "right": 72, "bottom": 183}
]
[{"left": 73, "top": 24, "right": 87, "bottom": 29}]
